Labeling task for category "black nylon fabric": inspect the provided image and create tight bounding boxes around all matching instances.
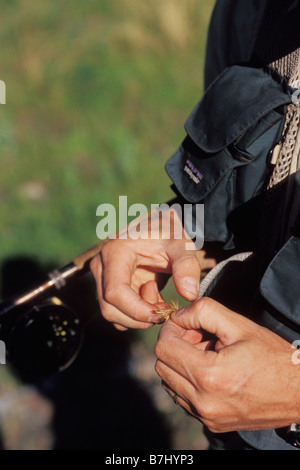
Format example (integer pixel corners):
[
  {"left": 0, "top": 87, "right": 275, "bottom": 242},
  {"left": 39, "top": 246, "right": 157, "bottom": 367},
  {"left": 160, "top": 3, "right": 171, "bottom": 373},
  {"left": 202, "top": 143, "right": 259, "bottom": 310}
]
[{"left": 165, "top": 65, "right": 292, "bottom": 248}]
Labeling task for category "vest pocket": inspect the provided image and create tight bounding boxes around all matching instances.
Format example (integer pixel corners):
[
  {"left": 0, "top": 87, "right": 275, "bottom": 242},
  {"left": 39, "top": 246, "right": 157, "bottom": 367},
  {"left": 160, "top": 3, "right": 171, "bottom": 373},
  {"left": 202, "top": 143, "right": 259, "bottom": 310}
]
[
  {"left": 260, "top": 236, "right": 300, "bottom": 330},
  {"left": 165, "top": 65, "right": 292, "bottom": 247}
]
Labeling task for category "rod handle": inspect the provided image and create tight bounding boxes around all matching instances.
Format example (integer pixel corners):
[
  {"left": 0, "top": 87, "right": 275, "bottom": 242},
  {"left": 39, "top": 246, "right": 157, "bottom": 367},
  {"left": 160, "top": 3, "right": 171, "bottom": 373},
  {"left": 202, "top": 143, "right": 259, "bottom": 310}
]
[{"left": 72, "top": 238, "right": 110, "bottom": 270}]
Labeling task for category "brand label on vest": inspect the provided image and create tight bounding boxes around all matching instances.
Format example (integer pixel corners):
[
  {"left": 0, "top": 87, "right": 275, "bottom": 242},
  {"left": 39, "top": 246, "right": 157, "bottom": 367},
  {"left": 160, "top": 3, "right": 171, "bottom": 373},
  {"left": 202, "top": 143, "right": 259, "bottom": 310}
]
[{"left": 183, "top": 159, "right": 203, "bottom": 184}]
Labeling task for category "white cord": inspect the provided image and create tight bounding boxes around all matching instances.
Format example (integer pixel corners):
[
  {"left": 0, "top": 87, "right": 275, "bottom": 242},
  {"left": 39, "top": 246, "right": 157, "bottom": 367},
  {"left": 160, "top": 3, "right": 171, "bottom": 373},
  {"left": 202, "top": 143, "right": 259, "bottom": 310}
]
[{"left": 198, "top": 251, "right": 254, "bottom": 299}]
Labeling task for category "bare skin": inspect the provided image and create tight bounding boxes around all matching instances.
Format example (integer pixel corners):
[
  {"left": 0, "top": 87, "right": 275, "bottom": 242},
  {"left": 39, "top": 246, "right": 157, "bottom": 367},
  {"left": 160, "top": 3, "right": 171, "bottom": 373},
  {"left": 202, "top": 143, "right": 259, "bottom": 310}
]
[
  {"left": 90, "top": 209, "right": 300, "bottom": 431},
  {"left": 155, "top": 297, "right": 300, "bottom": 432},
  {"left": 90, "top": 209, "right": 216, "bottom": 330}
]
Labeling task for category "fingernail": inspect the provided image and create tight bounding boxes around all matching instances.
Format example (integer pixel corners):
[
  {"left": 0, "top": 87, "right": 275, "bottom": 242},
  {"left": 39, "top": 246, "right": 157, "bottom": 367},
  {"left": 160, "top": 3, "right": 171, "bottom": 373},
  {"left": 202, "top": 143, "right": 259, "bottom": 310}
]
[
  {"left": 182, "top": 277, "right": 199, "bottom": 296},
  {"left": 148, "top": 315, "right": 163, "bottom": 324}
]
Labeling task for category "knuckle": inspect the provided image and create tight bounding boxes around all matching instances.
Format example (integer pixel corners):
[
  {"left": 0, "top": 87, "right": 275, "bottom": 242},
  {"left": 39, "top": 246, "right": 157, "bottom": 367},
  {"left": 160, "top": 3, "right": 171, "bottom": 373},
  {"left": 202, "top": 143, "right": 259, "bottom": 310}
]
[
  {"left": 201, "top": 401, "right": 218, "bottom": 422},
  {"left": 205, "top": 423, "right": 222, "bottom": 434},
  {"left": 198, "top": 296, "right": 214, "bottom": 311},
  {"left": 101, "top": 238, "right": 127, "bottom": 261},
  {"left": 101, "top": 238, "right": 136, "bottom": 267},
  {"left": 99, "top": 304, "right": 112, "bottom": 321},
  {"left": 199, "top": 369, "right": 219, "bottom": 393},
  {"left": 154, "top": 339, "right": 166, "bottom": 360},
  {"left": 154, "top": 359, "right": 161, "bottom": 376},
  {"left": 194, "top": 296, "right": 214, "bottom": 320},
  {"left": 89, "top": 255, "right": 100, "bottom": 274},
  {"left": 104, "top": 283, "right": 118, "bottom": 303},
  {"left": 100, "top": 241, "right": 114, "bottom": 261}
]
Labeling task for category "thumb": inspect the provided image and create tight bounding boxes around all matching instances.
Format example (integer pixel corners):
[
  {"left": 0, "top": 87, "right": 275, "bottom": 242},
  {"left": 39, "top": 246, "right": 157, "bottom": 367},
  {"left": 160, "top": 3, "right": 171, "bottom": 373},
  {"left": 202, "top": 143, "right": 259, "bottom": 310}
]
[
  {"left": 169, "top": 246, "right": 201, "bottom": 301},
  {"left": 171, "top": 297, "right": 244, "bottom": 347}
]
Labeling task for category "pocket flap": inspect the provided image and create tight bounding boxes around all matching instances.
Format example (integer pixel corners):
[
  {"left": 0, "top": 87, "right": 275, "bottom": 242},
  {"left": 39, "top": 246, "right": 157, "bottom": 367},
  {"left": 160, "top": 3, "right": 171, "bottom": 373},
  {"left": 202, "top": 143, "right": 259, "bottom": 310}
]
[
  {"left": 186, "top": 65, "right": 292, "bottom": 153},
  {"left": 260, "top": 237, "right": 300, "bottom": 327},
  {"left": 165, "top": 140, "right": 243, "bottom": 203}
]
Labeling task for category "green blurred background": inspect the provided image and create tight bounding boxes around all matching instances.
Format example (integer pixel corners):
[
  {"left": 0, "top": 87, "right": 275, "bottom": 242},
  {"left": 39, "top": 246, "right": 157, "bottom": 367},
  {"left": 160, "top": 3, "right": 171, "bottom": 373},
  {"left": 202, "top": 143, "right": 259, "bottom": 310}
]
[{"left": 0, "top": 0, "right": 215, "bottom": 450}]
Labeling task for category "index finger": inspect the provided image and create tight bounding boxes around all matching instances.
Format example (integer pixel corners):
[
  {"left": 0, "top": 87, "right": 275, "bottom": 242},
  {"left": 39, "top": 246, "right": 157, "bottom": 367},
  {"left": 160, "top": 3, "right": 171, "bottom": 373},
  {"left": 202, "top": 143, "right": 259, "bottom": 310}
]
[{"left": 101, "top": 251, "right": 160, "bottom": 323}]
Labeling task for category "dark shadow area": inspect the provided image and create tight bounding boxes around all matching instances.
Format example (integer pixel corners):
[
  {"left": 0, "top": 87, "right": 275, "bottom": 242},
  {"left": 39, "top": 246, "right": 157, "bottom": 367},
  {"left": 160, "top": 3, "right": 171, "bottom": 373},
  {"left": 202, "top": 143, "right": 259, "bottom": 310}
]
[
  {"left": 0, "top": 256, "right": 171, "bottom": 450},
  {"left": 0, "top": 430, "right": 3, "bottom": 450},
  {"left": 252, "top": 0, "right": 300, "bottom": 67},
  {"left": 227, "top": 175, "right": 294, "bottom": 255}
]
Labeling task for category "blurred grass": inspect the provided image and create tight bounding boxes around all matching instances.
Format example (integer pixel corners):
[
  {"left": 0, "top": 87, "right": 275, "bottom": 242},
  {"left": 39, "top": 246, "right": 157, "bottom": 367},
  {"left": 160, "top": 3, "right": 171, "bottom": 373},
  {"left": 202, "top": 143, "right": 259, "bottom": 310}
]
[
  {"left": 0, "top": 0, "right": 215, "bottom": 451},
  {"left": 0, "top": 0, "right": 214, "bottom": 268}
]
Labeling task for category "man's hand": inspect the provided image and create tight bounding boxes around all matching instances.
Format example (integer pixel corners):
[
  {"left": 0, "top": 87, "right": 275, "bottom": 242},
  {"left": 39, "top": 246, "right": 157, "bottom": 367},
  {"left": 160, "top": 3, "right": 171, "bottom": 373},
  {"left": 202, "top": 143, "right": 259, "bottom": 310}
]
[
  {"left": 155, "top": 297, "right": 300, "bottom": 433},
  {"left": 90, "top": 208, "right": 217, "bottom": 330}
]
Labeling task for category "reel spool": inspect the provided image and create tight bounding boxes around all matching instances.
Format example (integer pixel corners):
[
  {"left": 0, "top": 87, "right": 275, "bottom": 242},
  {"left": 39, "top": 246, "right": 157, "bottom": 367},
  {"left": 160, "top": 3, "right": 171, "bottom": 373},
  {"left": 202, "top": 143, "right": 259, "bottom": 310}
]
[
  {"left": 0, "top": 239, "right": 108, "bottom": 377},
  {"left": 2, "top": 297, "right": 83, "bottom": 377}
]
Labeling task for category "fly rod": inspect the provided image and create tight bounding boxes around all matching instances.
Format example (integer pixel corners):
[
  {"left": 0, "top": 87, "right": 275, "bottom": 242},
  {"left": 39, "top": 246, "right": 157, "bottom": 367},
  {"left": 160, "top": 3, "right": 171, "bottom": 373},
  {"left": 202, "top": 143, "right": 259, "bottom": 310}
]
[{"left": 0, "top": 238, "right": 109, "bottom": 317}]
